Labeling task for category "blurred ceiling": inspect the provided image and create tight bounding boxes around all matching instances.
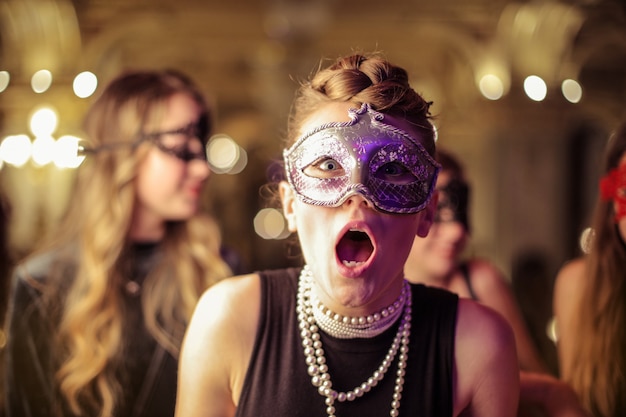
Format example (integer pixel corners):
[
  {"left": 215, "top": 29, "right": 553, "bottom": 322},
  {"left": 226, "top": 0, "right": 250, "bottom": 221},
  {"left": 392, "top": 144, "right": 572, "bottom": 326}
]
[
  {"left": 1, "top": 0, "right": 625, "bottom": 120},
  {"left": 0, "top": 0, "right": 625, "bottom": 271}
]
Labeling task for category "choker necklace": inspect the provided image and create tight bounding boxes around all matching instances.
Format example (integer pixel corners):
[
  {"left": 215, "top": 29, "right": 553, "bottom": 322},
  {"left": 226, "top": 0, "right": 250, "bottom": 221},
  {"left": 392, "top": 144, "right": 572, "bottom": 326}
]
[
  {"left": 296, "top": 265, "right": 412, "bottom": 417},
  {"left": 303, "top": 266, "right": 408, "bottom": 338}
]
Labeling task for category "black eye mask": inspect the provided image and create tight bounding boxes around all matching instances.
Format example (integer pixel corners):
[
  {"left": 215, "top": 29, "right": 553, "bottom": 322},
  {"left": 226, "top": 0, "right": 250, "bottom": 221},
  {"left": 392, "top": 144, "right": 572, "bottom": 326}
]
[{"left": 435, "top": 178, "right": 470, "bottom": 231}]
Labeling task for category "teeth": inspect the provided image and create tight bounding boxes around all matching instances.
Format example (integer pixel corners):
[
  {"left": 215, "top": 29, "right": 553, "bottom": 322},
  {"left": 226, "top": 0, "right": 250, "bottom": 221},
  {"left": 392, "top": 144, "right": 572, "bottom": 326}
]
[{"left": 342, "top": 260, "right": 365, "bottom": 267}]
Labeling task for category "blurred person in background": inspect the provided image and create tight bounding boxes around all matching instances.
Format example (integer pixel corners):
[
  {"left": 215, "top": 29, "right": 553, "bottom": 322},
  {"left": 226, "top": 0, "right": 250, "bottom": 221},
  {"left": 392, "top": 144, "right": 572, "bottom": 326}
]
[
  {"left": 0, "top": 189, "right": 14, "bottom": 417},
  {"left": 404, "top": 148, "right": 591, "bottom": 416},
  {"left": 404, "top": 148, "right": 547, "bottom": 373},
  {"left": 4, "top": 69, "right": 232, "bottom": 417},
  {"left": 553, "top": 122, "right": 626, "bottom": 417}
]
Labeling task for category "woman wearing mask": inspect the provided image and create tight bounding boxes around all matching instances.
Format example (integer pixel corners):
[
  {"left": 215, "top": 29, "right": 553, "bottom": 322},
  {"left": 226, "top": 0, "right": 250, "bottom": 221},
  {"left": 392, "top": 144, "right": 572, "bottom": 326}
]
[
  {"left": 404, "top": 148, "right": 547, "bottom": 373},
  {"left": 4, "top": 69, "right": 232, "bottom": 417},
  {"left": 176, "top": 52, "right": 519, "bottom": 417}
]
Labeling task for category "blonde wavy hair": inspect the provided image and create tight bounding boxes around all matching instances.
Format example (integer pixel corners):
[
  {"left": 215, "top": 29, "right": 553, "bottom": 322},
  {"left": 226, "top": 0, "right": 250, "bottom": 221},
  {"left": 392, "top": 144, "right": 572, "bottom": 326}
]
[
  {"left": 38, "top": 70, "right": 231, "bottom": 416},
  {"left": 565, "top": 123, "right": 626, "bottom": 417}
]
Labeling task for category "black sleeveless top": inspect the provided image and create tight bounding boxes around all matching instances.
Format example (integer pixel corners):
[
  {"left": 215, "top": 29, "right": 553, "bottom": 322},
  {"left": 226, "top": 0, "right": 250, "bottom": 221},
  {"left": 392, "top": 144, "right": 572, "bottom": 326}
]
[
  {"left": 4, "top": 244, "right": 178, "bottom": 417},
  {"left": 459, "top": 262, "right": 479, "bottom": 301},
  {"left": 235, "top": 267, "right": 459, "bottom": 417}
]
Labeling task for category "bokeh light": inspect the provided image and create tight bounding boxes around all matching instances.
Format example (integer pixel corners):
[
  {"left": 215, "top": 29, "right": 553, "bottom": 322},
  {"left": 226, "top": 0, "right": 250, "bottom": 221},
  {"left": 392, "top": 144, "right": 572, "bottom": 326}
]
[
  {"left": 29, "top": 107, "right": 58, "bottom": 137},
  {"left": 523, "top": 75, "right": 547, "bottom": 101},
  {"left": 561, "top": 79, "right": 583, "bottom": 103},
  {"left": 207, "top": 134, "right": 247, "bottom": 174},
  {"left": 54, "top": 135, "right": 86, "bottom": 168},
  {"left": 0, "top": 135, "right": 32, "bottom": 167},
  {"left": 31, "top": 135, "right": 56, "bottom": 166},
  {"left": 479, "top": 74, "right": 505, "bottom": 100},
  {"left": 73, "top": 71, "right": 98, "bottom": 98},
  {"left": 579, "top": 227, "right": 594, "bottom": 254},
  {"left": 0, "top": 71, "right": 9, "bottom": 93},
  {"left": 31, "top": 69, "right": 53, "bottom": 93},
  {"left": 254, "top": 208, "right": 290, "bottom": 239}
]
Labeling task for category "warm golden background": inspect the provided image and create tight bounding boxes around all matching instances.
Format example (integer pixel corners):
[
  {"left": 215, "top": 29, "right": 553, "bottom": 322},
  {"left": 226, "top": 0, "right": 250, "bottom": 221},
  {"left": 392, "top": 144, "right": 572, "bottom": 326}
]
[{"left": 1, "top": 0, "right": 625, "bottom": 302}]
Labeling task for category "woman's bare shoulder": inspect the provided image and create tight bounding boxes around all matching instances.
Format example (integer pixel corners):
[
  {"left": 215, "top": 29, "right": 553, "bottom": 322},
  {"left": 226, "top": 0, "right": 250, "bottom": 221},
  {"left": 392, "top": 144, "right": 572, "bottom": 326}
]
[
  {"left": 554, "top": 258, "right": 586, "bottom": 301},
  {"left": 195, "top": 273, "right": 261, "bottom": 322},
  {"left": 456, "top": 298, "right": 515, "bottom": 351},
  {"left": 177, "top": 273, "right": 261, "bottom": 417},
  {"left": 555, "top": 257, "right": 585, "bottom": 279},
  {"left": 466, "top": 258, "right": 505, "bottom": 283},
  {"left": 183, "top": 274, "right": 262, "bottom": 388},
  {"left": 466, "top": 258, "right": 510, "bottom": 296},
  {"left": 187, "top": 273, "right": 263, "bottom": 352},
  {"left": 453, "top": 298, "right": 520, "bottom": 416}
]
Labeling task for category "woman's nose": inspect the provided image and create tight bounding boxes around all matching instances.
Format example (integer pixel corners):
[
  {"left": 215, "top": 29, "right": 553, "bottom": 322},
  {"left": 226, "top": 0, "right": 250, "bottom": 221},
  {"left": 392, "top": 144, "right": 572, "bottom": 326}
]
[
  {"left": 190, "top": 158, "right": 211, "bottom": 180},
  {"left": 441, "top": 220, "right": 467, "bottom": 241},
  {"left": 344, "top": 191, "right": 375, "bottom": 209}
]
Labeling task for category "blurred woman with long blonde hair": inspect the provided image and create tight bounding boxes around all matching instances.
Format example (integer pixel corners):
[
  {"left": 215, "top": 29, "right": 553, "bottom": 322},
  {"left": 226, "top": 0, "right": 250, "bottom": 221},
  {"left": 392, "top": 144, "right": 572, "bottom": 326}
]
[
  {"left": 4, "top": 69, "right": 232, "bottom": 417},
  {"left": 553, "top": 122, "right": 626, "bottom": 417}
]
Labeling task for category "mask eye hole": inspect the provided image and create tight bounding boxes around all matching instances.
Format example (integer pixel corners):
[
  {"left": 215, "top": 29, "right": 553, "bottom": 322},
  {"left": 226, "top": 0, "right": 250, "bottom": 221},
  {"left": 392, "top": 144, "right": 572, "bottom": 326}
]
[
  {"left": 374, "top": 162, "right": 416, "bottom": 185},
  {"left": 151, "top": 139, "right": 207, "bottom": 162},
  {"left": 303, "top": 157, "right": 345, "bottom": 179},
  {"left": 435, "top": 207, "right": 456, "bottom": 223}
]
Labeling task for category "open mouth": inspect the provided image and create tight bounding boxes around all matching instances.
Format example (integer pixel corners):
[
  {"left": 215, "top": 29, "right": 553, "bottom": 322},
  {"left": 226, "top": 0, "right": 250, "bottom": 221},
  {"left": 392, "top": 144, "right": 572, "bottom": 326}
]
[{"left": 336, "top": 228, "right": 374, "bottom": 267}]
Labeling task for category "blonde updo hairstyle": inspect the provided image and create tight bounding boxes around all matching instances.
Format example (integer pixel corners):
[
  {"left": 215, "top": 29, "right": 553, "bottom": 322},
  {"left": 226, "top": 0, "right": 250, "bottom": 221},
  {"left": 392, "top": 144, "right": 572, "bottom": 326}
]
[{"left": 288, "top": 53, "right": 436, "bottom": 157}]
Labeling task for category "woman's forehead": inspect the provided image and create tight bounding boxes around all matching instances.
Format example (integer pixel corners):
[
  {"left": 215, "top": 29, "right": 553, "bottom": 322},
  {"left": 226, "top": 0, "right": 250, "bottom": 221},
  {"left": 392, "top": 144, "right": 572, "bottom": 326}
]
[
  {"left": 436, "top": 171, "right": 452, "bottom": 188},
  {"left": 298, "top": 102, "right": 354, "bottom": 135},
  {"left": 299, "top": 102, "right": 423, "bottom": 143}
]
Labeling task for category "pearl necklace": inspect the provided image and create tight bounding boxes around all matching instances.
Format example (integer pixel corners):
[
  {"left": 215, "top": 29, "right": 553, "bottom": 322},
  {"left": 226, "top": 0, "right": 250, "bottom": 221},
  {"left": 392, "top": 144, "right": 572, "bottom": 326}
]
[
  {"left": 305, "top": 266, "right": 408, "bottom": 339},
  {"left": 296, "top": 265, "right": 412, "bottom": 417}
]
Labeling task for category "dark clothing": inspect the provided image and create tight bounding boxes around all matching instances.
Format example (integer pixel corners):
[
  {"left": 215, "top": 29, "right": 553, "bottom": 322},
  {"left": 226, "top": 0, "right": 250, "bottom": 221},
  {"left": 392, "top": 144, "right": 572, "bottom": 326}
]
[
  {"left": 235, "top": 267, "right": 459, "bottom": 417},
  {"left": 459, "top": 262, "right": 479, "bottom": 301},
  {"left": 4, "top": 244, "right": 178, "bottom": 417}
]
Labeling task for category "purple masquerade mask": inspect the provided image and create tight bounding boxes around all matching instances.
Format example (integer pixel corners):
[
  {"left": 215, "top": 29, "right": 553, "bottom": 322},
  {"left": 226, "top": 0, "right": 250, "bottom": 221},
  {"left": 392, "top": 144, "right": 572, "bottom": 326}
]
[{"left": 283, "top": 103, "right": 440, "bottom": 214}]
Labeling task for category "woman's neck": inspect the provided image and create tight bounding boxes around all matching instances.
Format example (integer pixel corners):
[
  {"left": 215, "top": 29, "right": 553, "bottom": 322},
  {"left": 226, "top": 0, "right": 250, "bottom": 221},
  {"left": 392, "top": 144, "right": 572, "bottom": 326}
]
[{"left": 129, "top": 211, "right": 165, "bottom": 241}]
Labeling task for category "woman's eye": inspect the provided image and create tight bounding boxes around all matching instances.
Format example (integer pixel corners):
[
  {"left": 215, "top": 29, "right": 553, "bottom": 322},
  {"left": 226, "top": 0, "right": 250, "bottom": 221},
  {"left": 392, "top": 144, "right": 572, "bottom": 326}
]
[
  {"left": 435, "top": 207, "right": 456, "bottom": 223},
  {"left": 319, "top": 158, "right": 340, "bottom": 171},
  {"left": 158, "top": 133, "right": 188, "bottom": 148},
  {"left": 303, "top": 157, "right": 344, "bottom": 178},
  {"left": 376, "top": 162, "right": 416, "bottom": 184}
]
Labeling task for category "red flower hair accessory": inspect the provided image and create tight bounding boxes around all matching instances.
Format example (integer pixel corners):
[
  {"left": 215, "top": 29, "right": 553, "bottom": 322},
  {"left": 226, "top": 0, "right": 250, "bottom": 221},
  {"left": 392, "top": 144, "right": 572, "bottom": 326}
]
[{"left": 599, "top": 164, "right": 626, "bottom": 222}]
